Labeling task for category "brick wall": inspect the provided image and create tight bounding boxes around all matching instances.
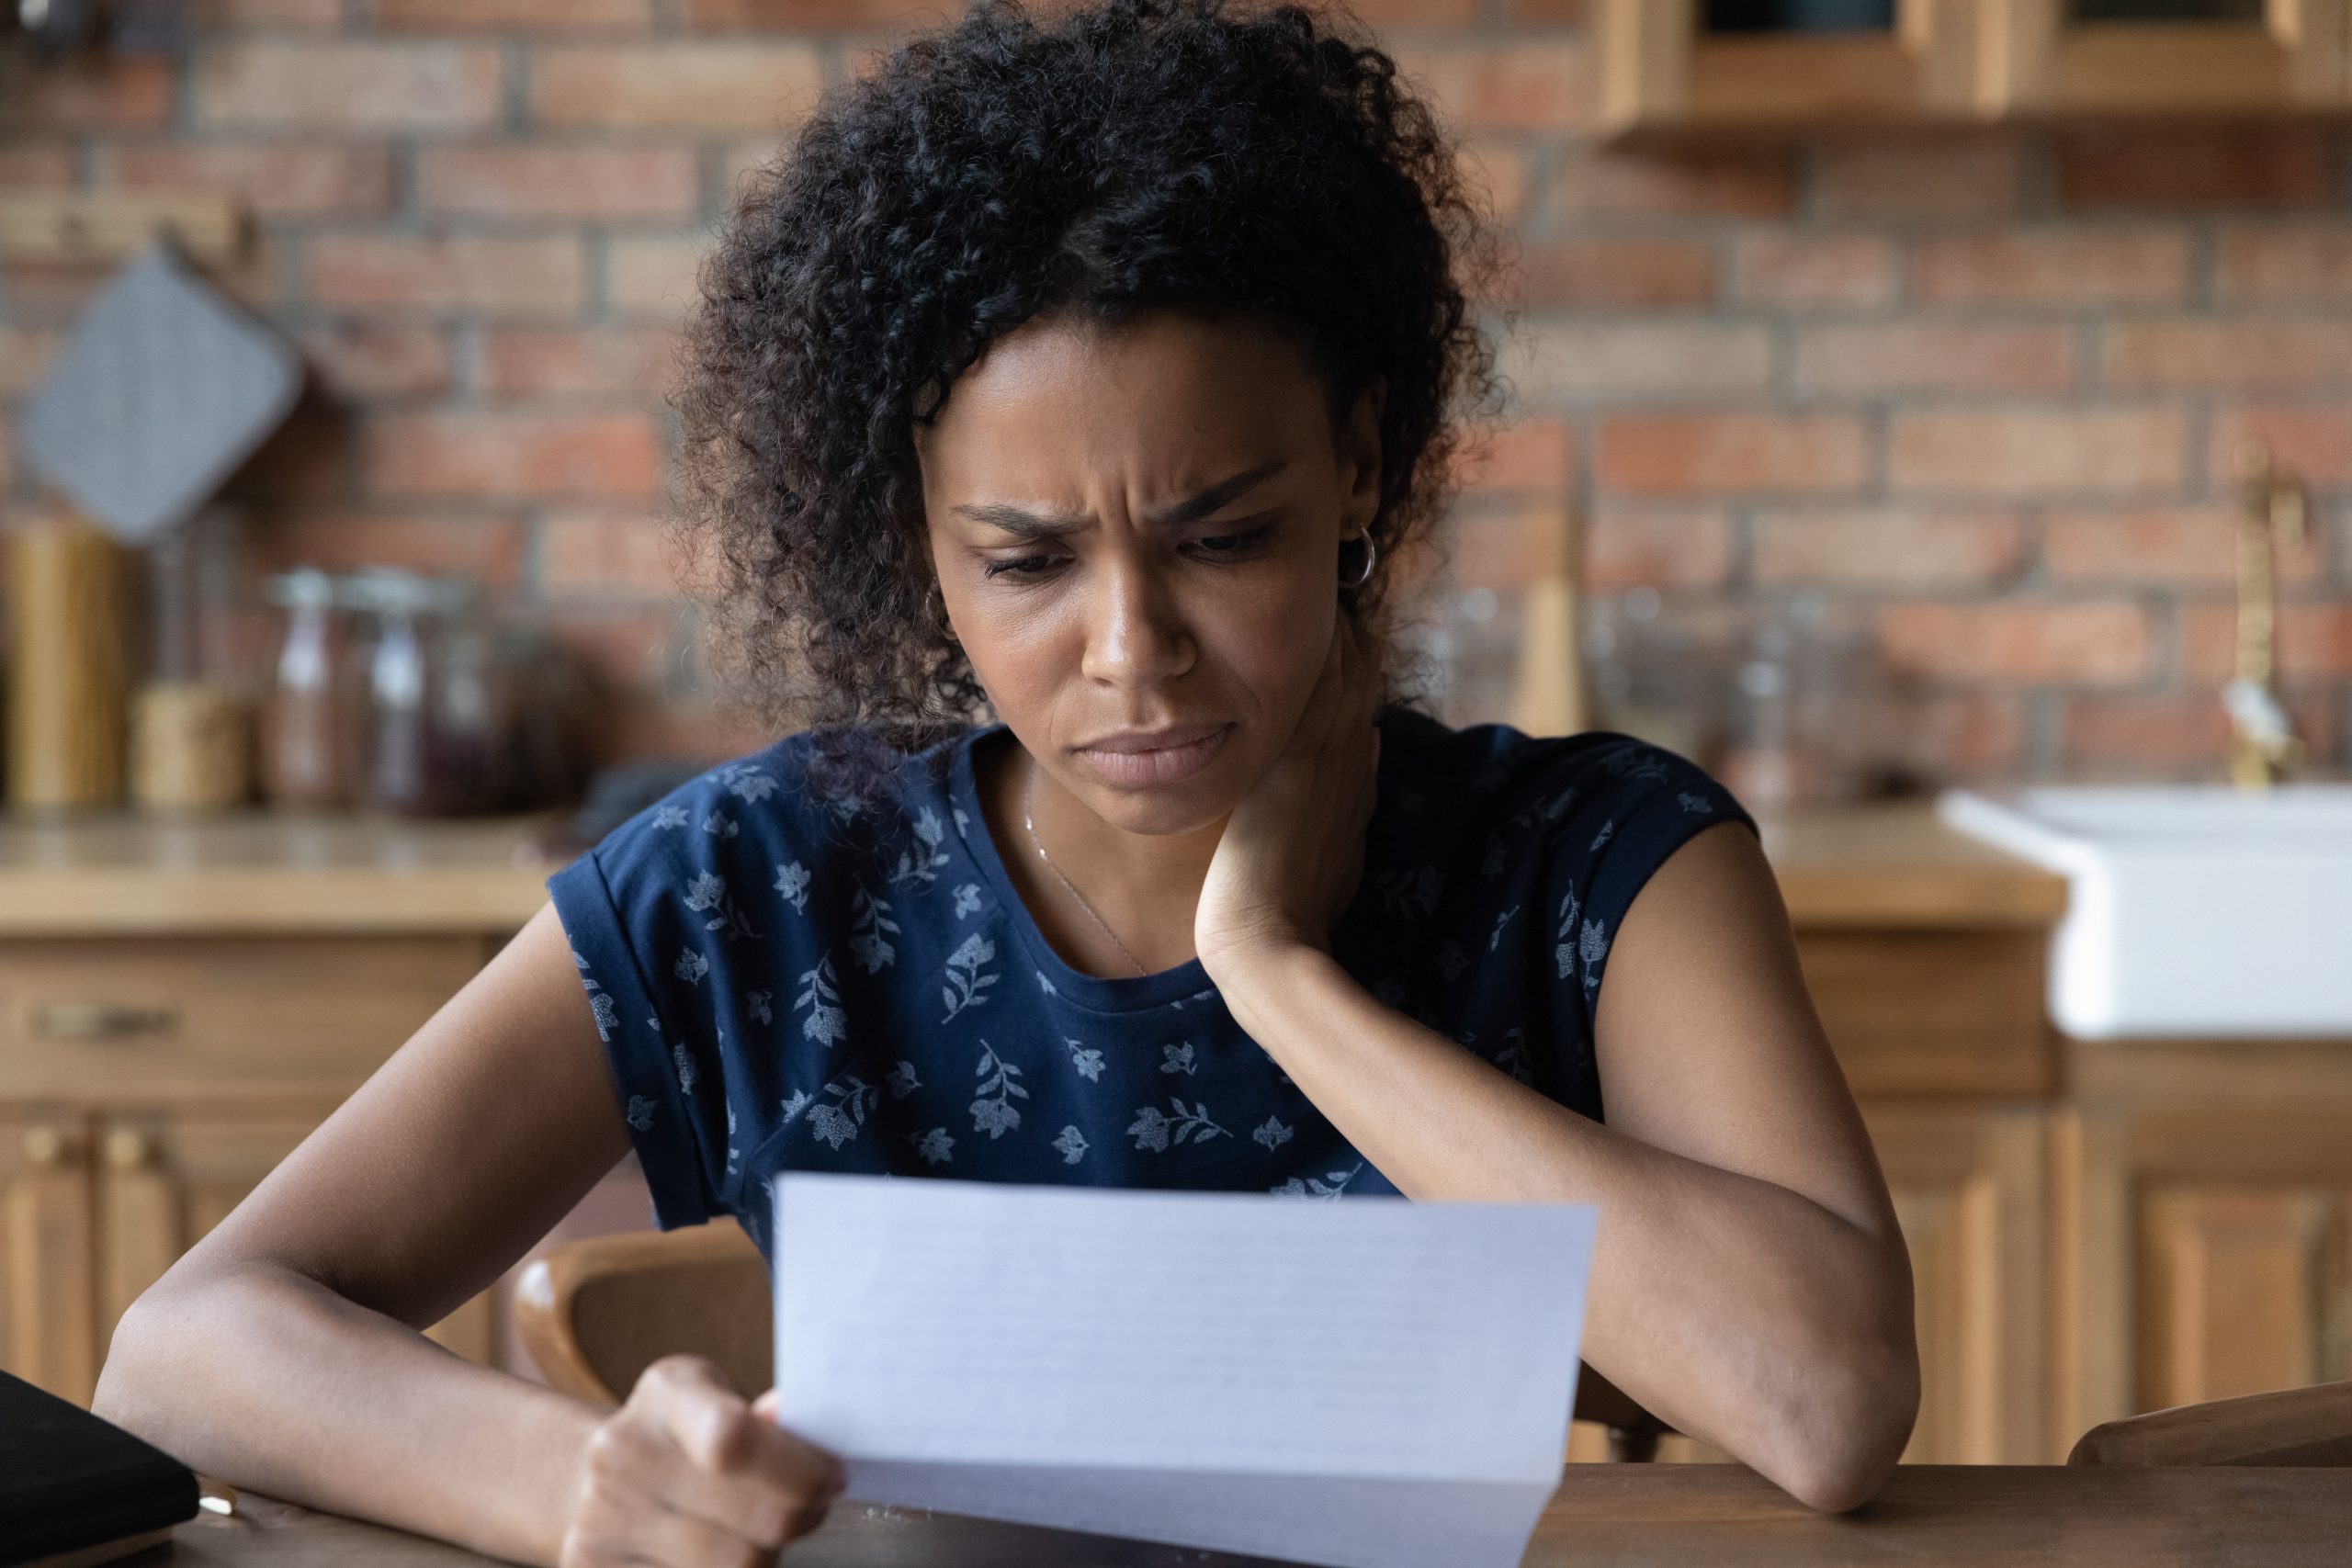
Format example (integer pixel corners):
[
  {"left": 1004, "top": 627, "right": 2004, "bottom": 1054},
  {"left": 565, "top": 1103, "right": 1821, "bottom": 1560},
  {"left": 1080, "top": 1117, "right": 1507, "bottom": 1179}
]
[{"left": 4, "top": 0, "right": 2350, "bottom": 784}]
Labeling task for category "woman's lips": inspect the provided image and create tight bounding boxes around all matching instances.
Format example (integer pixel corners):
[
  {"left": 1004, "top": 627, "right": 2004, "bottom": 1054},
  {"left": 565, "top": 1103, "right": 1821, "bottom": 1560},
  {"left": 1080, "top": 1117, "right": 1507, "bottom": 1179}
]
[{"left": 1075, "top": 722, "right": 1234, "bottom": 785}]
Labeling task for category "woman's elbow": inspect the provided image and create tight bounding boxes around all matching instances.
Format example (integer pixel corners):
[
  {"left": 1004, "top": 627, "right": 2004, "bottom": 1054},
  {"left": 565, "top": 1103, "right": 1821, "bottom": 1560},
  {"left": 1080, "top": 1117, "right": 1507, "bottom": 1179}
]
[{"left": 1770, "top": 1327, "right": 1921, "bottom": 1513}]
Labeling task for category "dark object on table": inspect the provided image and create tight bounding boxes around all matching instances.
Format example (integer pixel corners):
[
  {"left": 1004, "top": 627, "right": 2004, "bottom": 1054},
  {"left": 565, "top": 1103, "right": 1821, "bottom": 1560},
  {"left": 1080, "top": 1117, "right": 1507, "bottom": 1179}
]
[{"left": 0, "top": 1371, "right": 198, "bottom": 1565}]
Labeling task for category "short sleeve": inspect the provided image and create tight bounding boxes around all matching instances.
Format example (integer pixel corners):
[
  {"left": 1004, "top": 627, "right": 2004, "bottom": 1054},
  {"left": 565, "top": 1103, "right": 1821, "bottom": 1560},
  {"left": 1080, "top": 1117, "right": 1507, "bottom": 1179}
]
[
  {"left": 1541, "top": 734, "right": 1756, "bottom": 1038},
  {"left": 545, "top": 750, "right": 811, "bottom": 1233},
  {"left": 548, "top": 839, "right": 719, "bottom": 1232}
]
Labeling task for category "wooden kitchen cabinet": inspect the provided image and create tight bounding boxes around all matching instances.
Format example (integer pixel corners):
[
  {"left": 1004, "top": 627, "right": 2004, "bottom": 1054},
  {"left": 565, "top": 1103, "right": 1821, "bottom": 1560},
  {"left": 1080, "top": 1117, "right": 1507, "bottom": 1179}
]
[
  {"left": 0, "top": 818, "right": 552, "bottom": 1407},
  {"left": 1869, "top": 1104, "right": 2052, "bottom": 1463},
  {"left": 2055, "top": 1043, "right": 2352, "bottom": 1450},
  {"left": 2, "top": 1105, "right": 99, "bottom": 1405},
  {"left": 1600, "top": 0, "right": 2352, "bottom": 135}
]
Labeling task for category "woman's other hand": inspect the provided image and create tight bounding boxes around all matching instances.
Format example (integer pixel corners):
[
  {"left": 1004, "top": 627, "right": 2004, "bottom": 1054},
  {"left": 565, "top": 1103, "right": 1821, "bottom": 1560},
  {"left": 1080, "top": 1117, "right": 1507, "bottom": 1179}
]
[
  {"left": 558, "top": 1355, "right": 845, "bottom": 1567},
  {"left": 1195, "top": 609, "right": 1382, "bottom": 974}
]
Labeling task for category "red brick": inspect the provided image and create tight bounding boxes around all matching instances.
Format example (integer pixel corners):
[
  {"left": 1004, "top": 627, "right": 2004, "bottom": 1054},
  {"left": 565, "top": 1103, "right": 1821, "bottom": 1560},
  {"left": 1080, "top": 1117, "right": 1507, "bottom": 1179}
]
[
  {"left": 1794, "top": 323, "right": 2077, "bottom": 397},
  {"left": 195, "top": 41, "right": 503, "bottom": 131},
  {"left": 417, "top": 145, "right": 702, "bottom": 221},
  {"left": 1871, "top": 693, "right": 2029, "bottom": 785},
  {"left": 194, "top": 0, "right": 341, "bottom": 24},
  {"left": 1458, "top": 139, "right": 1532, "bottom": 224},
  {"left": 1730, "top": 231, "right": 1896, "bottom": 310},
  {"left": 2211, "top": 407, "right": 2352, "bottom": 488},
  {"left": 1596, "top": 412, "right": 1868, "bottom": 498},
  {"left": 2104, "top": 320, "right": 2352, "bottom": 393},
  {"left": 529, "top": 43, "right": 824, "bottom": 132},
  {"left": 1449, "top": 508, "right": 1533, "bottom": 592},
  {"left": 2182, "top": 597, "right": 2352, "bottom": 682},
  {"left": 1582, "top": 503, "right": 1733, "bottom": 592},
  {"left": 2060, "top": 691, "right": 2335, "bottom": 778},
  {"left": 1751, "top": 507, "right": 2027, "bottom": 587},
  {"left": 0, "top": 327, "right": 62, "bottom": 400},
  {"left": 2, "top": 57, "right": 171, "bottom": 131},
  {"left": 0, "top": 146, "right": 77, "bottom": 189},
  {"left": 1507, "top": 321, "right": 1772, "bottom": 402},
  {"left": 1323, "top": 0, "right": 1484, "bottom": 27},
  {"left": 1390, "top": 41, "right": 1598, "bottom": 132},
  {"left": 254, "top": 510, "right": 530, "bottom": 589},
  {"left": 1876, "top": 601, "right": 2155, "bottom": 685},
  {"left": 363, "top": 412, "right": 662, "bottom": 502},
  {"left": 304, "top": 234, "right": 585, "bottom": 315},
  {"left": 379, "top": 0, "right": 654, "bottom": 28},
  {"left": 2216, "top": 225, "right": 2352, "bottom": 304},
  {"left": 541, "top": 509, "right": 687, "bottom": 595},
  {"left": 1814, "top": 136, "right": 2023, "bottom": 220},
  {"left": 2044, "top": 505, "right": 2329, "bottom": 587},
  {"left": 1911, "top": 230, "right": 2192, "bottom": 309},
  {"left": 2055, "top": 128, "right": 2332, "bottom": 211},
  {"left": 294, "top": 323, "right": 456, "bottom": 400},
  {"left": 107, "top": 144, "right": 396, "bottom": 218},
  {"left": 1510, "top": 237, "right": 1715, "bottom": 310},
  {"left": 1504, "top": 0, "right": 1588, "bottom": 22},
  {"left": 684, "top": 0, "right": 957, "bottom": 27},
  {"left": 606, "top": 234, "right": 711, "bottom": 318},
  {"left": 0, "top": 261, "right": 109, "bottom": 322},
  {"left": 483, "top": 327, "right": 681, "bottom": 401},
  {"left": 1460, "top": 417, "right": 1574, "bottom": 497},
  {"left": 1549, "top": 147, "right": 1795, "bottom": 219},
  {"left": 1888, "top": 409, "right": 2186, "bottom": 498}
]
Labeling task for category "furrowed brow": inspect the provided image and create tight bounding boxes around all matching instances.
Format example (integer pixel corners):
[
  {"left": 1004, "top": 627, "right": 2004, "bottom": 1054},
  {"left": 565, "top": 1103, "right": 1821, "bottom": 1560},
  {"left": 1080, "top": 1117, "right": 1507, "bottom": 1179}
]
[{"left": 953, "top": 457, "right": 1289, "bottom": 542}]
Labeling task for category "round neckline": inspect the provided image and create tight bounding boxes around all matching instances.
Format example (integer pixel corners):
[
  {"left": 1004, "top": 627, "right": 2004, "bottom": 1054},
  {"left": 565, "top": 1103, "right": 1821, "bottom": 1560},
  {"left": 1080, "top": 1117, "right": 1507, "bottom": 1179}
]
[{"left": 945, "top": 720, "right": 1218, "bottom": 1014}]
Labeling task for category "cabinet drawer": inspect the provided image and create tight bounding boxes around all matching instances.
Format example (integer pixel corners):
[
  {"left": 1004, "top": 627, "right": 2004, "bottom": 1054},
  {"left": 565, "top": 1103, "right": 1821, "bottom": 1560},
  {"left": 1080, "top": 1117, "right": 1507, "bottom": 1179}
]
[
  {"left": 0, "top": 938, "right": 489, "bottom": 1099},
  {"left": 1799, "top": 930, "right": 2053, "bottom": 1100}
]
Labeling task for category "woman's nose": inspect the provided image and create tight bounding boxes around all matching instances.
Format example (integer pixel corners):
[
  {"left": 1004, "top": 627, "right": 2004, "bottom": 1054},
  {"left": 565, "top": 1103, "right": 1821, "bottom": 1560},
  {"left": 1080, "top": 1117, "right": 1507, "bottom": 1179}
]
[{"left": 1079, "top": 559, "right": 1193, "bottom": 688}]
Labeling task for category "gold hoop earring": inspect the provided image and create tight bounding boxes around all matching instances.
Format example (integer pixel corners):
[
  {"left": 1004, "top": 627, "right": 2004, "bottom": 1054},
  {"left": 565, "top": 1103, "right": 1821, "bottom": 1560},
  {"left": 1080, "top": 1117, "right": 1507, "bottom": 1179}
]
[{"left": 1340, "top": 530, "right": 1377, "bottom": 591}]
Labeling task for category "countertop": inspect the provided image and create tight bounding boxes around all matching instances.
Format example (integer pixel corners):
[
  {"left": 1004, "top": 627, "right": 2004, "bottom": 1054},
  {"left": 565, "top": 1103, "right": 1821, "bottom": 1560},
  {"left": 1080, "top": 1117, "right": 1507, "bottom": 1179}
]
[{"left": 0, "top": 800, "right": 2064, "bottom": 937}]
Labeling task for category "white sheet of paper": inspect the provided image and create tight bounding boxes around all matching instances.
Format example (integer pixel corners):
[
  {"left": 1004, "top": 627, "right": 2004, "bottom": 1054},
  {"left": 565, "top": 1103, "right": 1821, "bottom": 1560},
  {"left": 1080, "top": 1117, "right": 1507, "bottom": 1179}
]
[{"left": 769, "top": 1171, "right": 1597, "bottom": 1568}]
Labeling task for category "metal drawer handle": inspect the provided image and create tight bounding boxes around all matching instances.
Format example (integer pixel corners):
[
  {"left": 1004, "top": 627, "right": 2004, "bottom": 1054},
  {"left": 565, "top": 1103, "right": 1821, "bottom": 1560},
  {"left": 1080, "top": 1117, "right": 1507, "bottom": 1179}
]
[{"left": 30, "top": 1002, "right": 181, "bottom": 1041}]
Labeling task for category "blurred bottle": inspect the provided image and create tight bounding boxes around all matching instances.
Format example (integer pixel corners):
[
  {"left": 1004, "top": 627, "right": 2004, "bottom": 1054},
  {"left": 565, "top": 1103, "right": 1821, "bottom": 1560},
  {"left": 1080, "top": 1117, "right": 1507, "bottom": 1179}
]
[
  {"left": 6, "top": 506, "right": 129, "bottom": 813},
  {"left": 130, "top": 506, "right": 253, "bottom": 815},
  {"left": 261, "top": 568, "right": 355, "bottom": 811}
]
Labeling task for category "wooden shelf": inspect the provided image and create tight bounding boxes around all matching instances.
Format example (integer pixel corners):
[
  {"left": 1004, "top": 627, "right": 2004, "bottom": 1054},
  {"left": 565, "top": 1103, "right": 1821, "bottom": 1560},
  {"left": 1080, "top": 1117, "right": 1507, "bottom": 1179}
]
[{"left": 1600, "top": 0, "right": 2352, "bottom": 140}]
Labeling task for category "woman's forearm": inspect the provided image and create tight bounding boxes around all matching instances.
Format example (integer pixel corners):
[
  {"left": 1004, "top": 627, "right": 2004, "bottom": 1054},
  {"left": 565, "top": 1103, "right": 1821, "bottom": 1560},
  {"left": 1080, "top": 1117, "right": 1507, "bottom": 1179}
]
[
  {"left": 1213, "top": 943, "right": 1917, "bottom": 1509},
  {"left": 93, "top": 1262, "right": 604, "bottom": 1565}
]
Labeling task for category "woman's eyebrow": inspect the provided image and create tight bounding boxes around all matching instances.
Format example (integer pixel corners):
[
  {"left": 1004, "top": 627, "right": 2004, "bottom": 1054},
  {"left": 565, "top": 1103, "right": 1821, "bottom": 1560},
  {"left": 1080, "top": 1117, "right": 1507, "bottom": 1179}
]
[{"left": 953, "top": 457, "right": 1289, "bottom": 540}]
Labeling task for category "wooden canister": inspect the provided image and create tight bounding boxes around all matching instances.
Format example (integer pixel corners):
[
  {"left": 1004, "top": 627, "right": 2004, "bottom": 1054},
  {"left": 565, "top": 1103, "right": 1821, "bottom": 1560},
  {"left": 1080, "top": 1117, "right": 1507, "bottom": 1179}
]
[
  {"left": 7, "top": 513, "right": 130, "bottom": 811},
  {"left": 130, "top": 680, "right": 252, "bottom": 813}
]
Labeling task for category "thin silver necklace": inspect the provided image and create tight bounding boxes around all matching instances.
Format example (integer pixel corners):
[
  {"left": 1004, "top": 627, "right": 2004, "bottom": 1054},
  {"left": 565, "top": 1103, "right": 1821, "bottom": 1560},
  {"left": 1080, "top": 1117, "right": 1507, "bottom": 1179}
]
[{"left": 1022, "top": 761, "right": 1151, "bottom": 977}]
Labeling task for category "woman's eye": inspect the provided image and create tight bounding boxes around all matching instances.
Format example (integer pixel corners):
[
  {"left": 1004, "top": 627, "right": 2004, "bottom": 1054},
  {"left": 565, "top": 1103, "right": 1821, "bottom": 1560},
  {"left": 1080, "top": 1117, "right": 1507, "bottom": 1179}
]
[{"left": 981, "top": 525, "right": 1274, "bottom": 581}]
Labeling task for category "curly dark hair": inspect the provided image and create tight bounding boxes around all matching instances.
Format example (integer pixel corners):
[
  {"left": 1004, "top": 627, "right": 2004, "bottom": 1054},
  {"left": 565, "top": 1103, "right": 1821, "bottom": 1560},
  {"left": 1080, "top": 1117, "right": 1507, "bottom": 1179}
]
[{"left": 669, "top": 0, "right": 1509, "bottom": 799}]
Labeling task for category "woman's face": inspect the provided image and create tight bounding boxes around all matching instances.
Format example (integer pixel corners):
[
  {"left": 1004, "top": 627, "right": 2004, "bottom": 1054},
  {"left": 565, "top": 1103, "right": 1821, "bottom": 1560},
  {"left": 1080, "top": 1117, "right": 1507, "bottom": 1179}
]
[{"left": 916, "top": 309, "right": 1383, "bottom": 838}]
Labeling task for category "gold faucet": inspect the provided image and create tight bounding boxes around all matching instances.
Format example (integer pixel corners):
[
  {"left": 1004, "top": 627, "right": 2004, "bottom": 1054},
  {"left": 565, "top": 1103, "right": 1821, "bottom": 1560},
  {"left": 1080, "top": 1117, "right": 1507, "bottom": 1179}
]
[{"left": 2226, "top": 440, "right": 2305, "bottom": 791}]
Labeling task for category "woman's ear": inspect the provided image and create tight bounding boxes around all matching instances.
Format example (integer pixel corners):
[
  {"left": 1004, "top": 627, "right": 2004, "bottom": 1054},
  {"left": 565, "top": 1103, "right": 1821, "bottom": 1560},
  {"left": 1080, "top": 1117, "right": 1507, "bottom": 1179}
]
[{"left": 1341, "top": 378, "right": 1386, "bottom": 529}]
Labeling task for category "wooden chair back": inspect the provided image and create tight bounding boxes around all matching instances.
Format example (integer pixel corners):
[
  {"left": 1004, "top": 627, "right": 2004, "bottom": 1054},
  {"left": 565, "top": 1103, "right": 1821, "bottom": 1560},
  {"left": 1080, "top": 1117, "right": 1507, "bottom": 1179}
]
[
  {"left": 514, "top": 1222, "right": 1672, "bottom": 1460},
  {"left": 2069, "top": 1381, "right": 2352, "bottom": 1467}
]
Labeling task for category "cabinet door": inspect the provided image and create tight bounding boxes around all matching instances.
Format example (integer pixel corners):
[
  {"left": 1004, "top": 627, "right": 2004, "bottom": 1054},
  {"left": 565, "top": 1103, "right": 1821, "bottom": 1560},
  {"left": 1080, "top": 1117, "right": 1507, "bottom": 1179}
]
[
  {"left": 0, "top": 1108, "right": 98, "bottom": 1405},
  {"left": 94, "top": 1111, "right": 500, "bottom": 1373},
  {"left": 2139, "top": 1180, "right": 2351, "bottom": 1409},
  {"left": 1866, "top": 1104, "right": 2050, "bottom": 1463},
  {"left": 1984, "top": 0, "right": 2352, "bottom": 114}
]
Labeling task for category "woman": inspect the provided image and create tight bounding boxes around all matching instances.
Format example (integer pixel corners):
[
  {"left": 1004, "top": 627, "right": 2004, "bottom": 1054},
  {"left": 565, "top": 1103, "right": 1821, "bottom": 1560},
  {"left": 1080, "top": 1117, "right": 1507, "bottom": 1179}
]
[{"left": 94, "top": 0, "right": 1918, "bottom": 1561}]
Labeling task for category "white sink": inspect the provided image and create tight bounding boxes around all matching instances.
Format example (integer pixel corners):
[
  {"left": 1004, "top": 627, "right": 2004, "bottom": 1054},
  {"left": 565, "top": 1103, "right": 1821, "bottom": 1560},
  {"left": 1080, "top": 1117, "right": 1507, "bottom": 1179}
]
[{"left": 1938, "top": 785, "right": 2352, "bottom": 1039}]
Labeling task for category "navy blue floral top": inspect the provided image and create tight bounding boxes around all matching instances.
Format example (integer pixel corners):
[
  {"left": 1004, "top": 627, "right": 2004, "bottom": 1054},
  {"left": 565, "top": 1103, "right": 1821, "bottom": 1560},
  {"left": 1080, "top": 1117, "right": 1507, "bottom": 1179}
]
[{"left": 546, "top": 704, "right": 1752, "bottom": 1262}]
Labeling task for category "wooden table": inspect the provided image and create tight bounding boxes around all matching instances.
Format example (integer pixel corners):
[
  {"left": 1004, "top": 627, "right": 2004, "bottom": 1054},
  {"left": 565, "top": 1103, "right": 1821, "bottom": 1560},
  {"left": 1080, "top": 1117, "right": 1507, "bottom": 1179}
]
[{"left": 161, "top": 1466, "right": 2349, "bottom": 1567}]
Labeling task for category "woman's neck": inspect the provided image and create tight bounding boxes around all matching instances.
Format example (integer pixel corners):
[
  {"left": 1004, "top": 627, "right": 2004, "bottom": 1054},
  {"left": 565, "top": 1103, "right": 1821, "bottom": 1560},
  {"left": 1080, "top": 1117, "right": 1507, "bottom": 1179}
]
[{"left": 975, "top": 727, "right": 1224, "bottom": 977}]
